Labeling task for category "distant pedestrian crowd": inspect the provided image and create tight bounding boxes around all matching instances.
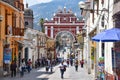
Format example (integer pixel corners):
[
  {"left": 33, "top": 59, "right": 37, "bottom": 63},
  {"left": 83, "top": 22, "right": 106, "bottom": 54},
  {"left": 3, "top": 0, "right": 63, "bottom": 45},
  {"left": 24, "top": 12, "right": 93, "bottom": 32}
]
[
  {"left": 10, "top": 58, "right": 32, "bottom": 77},
  {"left": 9, "top": 57, "right": 59, "bottom": 77}
]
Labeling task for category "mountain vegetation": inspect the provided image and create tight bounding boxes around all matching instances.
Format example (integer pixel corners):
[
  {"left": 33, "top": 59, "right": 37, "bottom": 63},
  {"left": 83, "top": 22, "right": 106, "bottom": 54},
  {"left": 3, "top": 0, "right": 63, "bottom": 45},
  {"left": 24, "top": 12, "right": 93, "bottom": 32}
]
[{"left": 29, "top": 0, "right": 84, "bottom": 30}]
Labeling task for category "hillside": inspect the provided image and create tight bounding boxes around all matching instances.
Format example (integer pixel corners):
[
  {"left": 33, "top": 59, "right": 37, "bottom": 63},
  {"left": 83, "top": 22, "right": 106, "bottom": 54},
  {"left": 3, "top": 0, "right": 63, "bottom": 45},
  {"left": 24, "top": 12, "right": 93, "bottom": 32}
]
[{"left": 29, "top": 0, "right": 84, "bottom": 30}]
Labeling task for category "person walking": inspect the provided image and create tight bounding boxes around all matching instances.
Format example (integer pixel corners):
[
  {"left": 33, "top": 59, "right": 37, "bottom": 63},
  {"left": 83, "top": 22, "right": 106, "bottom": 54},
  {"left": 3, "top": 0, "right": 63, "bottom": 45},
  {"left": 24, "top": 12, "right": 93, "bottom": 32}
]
[
  {"left": 20, "top": 59, "right": 26, "bottom": 77},
  {"left": 70, "top": 59, "right": 73, "bottom": 66},
  {"left": 46, "top": 59, "right": 50, "bottom": 72},
  {"left": 10, "top": 61, "right": 17, "bottom": 77},
  {"left": 27, "top": 59, "right": 32, "bottom": 73},
  {"left": 80, "top": 59, "right": 84, "bottom": 68},
  {"left": 59, "top": 61, "right": 67, "bottom": 79},
  {"left": 66, "top": 59, "right": 69, "bottom": 67},
  {"left": 35, "top": 60, "right": 38, "bottom": 68},
  {"left": 74, "top": 59, "right": 79, "bottom": 71}
]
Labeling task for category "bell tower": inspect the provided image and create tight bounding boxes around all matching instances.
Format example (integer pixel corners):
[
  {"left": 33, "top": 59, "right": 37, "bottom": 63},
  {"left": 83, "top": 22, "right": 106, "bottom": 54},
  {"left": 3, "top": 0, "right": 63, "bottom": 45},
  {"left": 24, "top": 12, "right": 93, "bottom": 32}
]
[{"left": 24, "top": 3, "right": 34, "bottom": 29}]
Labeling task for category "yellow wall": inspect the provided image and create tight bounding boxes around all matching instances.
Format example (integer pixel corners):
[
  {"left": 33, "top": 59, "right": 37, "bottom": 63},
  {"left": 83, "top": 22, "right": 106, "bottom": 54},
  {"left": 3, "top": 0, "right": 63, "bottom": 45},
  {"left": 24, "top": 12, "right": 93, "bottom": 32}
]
[{"left": 0, "top": 0, "right": 24, "bottom": 67}]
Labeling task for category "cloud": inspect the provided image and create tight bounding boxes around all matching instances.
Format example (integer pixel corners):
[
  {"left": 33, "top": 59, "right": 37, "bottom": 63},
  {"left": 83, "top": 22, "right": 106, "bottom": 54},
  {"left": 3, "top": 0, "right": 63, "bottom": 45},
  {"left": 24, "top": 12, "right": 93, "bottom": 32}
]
[
  {"left": 24, "top": 0, "right": 53, "bottom": 6},
  {"left": 37, "top": 0, "right": 53, "bottom": 3}
]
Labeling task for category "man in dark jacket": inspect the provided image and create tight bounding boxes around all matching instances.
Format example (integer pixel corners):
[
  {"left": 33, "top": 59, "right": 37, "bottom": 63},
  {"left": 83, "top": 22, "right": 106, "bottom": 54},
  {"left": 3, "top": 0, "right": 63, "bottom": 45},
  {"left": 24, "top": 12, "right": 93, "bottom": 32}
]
[{"left": 10, "top": 61, "right": 17, "bottom": 77}]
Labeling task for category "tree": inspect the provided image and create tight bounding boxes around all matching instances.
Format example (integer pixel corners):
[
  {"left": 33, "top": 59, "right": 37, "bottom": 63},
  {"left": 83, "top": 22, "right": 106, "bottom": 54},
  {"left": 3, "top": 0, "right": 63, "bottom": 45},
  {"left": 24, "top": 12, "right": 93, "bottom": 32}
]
[{"left": 39, "top": 18, "right": 44, "bottom": 32}]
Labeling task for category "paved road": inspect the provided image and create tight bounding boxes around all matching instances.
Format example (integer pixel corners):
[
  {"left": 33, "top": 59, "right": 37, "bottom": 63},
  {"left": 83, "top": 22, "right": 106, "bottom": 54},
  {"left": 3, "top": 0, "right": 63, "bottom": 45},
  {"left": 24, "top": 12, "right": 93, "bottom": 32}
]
[{"left": 0, "top": 64, "right": 94, "bottom": 80}]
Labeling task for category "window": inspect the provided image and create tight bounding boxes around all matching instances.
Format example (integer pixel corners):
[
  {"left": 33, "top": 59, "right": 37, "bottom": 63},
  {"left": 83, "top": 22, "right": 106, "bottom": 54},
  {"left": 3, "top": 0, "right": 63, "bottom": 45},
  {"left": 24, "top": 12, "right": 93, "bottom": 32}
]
[
  {"left": 25, "top": 21, "right": 29, "bottom": 26},
  {"left": 101, "top": 15, "right": 104, "bottom": 27},
  {"left": 63, "top": 17, "right": 66, "bottom": 20}
]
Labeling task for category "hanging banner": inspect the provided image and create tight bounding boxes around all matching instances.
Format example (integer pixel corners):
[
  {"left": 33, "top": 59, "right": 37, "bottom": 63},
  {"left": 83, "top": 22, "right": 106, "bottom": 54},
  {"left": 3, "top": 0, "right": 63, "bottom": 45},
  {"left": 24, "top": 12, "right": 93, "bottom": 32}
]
[{"left": 3, "top": 48, "right": 12, "bottom": 64}]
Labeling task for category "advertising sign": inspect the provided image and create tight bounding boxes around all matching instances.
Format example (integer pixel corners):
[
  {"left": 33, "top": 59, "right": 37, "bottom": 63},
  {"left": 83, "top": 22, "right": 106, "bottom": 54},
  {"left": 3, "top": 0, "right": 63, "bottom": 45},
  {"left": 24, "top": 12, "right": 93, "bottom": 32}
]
[{"left": 4, "top": 48, "right": 12, "bottom": 63}]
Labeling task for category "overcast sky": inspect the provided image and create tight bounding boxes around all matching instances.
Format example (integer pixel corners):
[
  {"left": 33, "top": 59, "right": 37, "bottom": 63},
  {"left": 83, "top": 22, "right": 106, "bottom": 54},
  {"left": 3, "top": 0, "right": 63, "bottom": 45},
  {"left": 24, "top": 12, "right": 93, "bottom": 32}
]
[{"left": 24, "top": 0, "right": 53, "bottom": 6}]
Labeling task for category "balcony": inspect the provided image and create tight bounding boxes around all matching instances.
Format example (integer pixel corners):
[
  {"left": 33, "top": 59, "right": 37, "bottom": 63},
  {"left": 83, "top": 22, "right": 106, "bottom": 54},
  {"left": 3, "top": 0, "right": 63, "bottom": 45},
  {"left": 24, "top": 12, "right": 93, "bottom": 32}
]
[
  {"left": 12, "top": 27, "right": 24, "bottom": 36},
  {"left": 1, "top": 0, "right": 24, "bottom": 11}
]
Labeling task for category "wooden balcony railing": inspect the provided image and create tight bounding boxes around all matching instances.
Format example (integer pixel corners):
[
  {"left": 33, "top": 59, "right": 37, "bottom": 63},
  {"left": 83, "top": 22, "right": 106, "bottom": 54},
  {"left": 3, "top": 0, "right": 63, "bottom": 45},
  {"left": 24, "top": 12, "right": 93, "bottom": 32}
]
[{"left": 12, "top": 27, "right": 24, "bottom": 36}]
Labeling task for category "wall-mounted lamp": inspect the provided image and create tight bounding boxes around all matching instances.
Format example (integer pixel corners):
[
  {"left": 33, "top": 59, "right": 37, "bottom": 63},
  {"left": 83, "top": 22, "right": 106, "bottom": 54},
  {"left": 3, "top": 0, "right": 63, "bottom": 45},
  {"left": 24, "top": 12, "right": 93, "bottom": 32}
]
[
  {"left": 0, "top": 15, "right": 3, "bottom": 22},
  {"left": 78, "top": 1, "right": 108, "bottom": 12}
]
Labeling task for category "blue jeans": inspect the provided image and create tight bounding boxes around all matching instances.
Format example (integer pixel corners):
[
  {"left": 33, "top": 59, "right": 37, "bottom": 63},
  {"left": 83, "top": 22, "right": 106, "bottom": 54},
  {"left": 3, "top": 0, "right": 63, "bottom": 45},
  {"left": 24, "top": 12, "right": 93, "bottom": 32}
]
[{"left": 27, "top": 66, "right": 31, "bottom": 73}]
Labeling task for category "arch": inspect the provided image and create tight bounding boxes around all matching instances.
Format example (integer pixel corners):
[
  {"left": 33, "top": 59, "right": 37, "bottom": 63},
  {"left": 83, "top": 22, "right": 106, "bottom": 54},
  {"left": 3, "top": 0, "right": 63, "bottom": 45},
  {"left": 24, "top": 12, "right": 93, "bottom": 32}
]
[{"left": 55, "top": 31, "right": 75, "bottom": 41}]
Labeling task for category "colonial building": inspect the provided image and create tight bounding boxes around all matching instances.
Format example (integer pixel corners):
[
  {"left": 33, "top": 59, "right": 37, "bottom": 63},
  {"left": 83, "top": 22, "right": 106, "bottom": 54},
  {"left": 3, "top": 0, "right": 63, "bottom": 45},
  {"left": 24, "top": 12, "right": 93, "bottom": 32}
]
[
  {"left": 23, "top": 3, "right": 34, "bottom": 65},
  {"left": 113, "top": 0, "right": 120, "bottom": 80},
  {"left": 0, "top": 0, "right": 24, "bottom": 76},
  {"left": 44, "top": 7, "right": 84, "bottom": 39},
  {"left": 80, "top": 0, "right": 114, "bottom": 80},
  {"left": 23, "top": 28, "right": 48, "bottom": 67},
  {"left": 44, "top": 7, "right": 84, "bottom": 59}
]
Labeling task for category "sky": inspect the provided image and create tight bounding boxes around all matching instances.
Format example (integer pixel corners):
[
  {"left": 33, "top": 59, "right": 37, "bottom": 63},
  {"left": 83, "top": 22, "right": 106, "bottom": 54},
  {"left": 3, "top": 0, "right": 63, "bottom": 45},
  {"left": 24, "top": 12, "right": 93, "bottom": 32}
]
[{"left": 24, "top": 0, "right": 53, "bottom": 6}]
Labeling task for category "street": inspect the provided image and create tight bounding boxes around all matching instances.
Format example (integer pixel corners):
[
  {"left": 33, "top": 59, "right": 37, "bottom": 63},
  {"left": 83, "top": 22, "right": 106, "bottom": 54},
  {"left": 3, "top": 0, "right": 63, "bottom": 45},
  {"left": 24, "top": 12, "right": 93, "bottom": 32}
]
[{"left": 1, "top": 64, "right": 94, "bottom": 80}]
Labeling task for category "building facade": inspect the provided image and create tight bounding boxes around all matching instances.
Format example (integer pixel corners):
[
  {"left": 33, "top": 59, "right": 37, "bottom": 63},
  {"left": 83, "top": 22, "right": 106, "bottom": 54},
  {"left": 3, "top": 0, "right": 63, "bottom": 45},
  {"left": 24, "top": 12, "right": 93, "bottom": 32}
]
[
  {"left": 44, "top": 7, "right": 84, "bottom": 39},
  {"left": 0, "top": 0, "right": 24, "bottom": 76},
  {"left": 23, "top": 3, "right": 35, "bottom": 66},
  {"left": 23, "top": 28, "right": 48, "bottom": 67},
  {"left": 113, "top": 0, "right": 120, "bottom": 79},
  {"left": 80, "top": 0, "right": 114, "bottom": 80},
  {"left": 44, "top": 7, "right": 84, "bottom": 59}
]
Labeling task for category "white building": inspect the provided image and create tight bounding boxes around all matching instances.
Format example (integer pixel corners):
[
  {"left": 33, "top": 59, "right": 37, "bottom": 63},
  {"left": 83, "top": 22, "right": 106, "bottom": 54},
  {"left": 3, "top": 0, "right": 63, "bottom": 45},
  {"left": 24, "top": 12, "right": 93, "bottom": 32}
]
[
  {"left": 79, "top": 0, "right": 114, "bottom": 79},
  {"left": 23, "top": 28, "right": 47, "bottom": 67}
]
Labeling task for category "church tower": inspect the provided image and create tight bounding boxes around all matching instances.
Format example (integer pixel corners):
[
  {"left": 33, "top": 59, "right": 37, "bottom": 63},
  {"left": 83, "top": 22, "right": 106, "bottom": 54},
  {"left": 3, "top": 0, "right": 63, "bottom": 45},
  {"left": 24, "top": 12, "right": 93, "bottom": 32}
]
[{"left": 24, "top": 3, "right": 34, "bottom": 29}]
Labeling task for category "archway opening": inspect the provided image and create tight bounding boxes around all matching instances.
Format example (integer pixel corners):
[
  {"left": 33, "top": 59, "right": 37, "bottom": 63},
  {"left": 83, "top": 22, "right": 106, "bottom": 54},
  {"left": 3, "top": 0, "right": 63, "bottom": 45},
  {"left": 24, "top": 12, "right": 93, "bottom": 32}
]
[{"left": 55, "top": 31, "right": 75, "bottom": 60}]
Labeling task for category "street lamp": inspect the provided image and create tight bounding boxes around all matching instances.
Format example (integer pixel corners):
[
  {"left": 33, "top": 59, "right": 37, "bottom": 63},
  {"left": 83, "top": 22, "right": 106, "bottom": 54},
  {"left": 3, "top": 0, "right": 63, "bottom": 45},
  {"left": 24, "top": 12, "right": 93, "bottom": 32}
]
[{"left": 78, "top": 1, "right": 108, "bottom": 12}]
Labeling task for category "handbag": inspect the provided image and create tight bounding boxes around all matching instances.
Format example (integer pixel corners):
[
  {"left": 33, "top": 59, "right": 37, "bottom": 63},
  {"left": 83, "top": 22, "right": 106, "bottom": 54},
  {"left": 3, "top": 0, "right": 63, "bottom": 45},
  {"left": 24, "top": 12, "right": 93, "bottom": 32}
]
[{"left": 63, "top": 66, "right": 66, "bottom": 71}]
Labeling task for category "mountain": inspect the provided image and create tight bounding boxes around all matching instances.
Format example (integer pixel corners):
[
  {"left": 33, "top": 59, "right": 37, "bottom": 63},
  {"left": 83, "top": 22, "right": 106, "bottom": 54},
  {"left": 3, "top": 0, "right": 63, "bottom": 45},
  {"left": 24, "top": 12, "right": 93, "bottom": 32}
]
[{"left": 29, "top": 0, "right": 84, "bottom": 30}]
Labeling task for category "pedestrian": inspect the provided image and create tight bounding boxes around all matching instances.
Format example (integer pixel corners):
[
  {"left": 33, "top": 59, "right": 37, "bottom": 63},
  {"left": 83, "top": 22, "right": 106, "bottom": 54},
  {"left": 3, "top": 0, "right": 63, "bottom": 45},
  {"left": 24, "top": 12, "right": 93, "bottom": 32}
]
[
  {"left": 27, "top": 59, "right": 32, "bottom": 73},
  {"left": 74, "top": 59, "right": 79, "bottom": 71},
  {"left": 37, "top": 59, "right": 40, "bottom": 67},
  {"left": 35, "top": 60, "right": 38, "bottom": 68},
  {"left": 20, "top": 59, "right": 26, "bottom": 77},
  {"left": 10, "top": 60, "right": 17, "bottom": 77},
  {"left": 59, "top": 61, "right": 67, "bottom": 79},
  {"left": 67, "top": 59, "right": 69, "bottom": 67},
  {"left": 70, "top": 59, "right": 73, "bottom": 66},
  {"left": 45, "top": 59, "right": 50, "bottom": 72},
  {"left": 50, "top": 60, "right": 53, "bottom": 72},
  {"left": 80, "top": 59, "right": 84, "bottom": 68}
]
